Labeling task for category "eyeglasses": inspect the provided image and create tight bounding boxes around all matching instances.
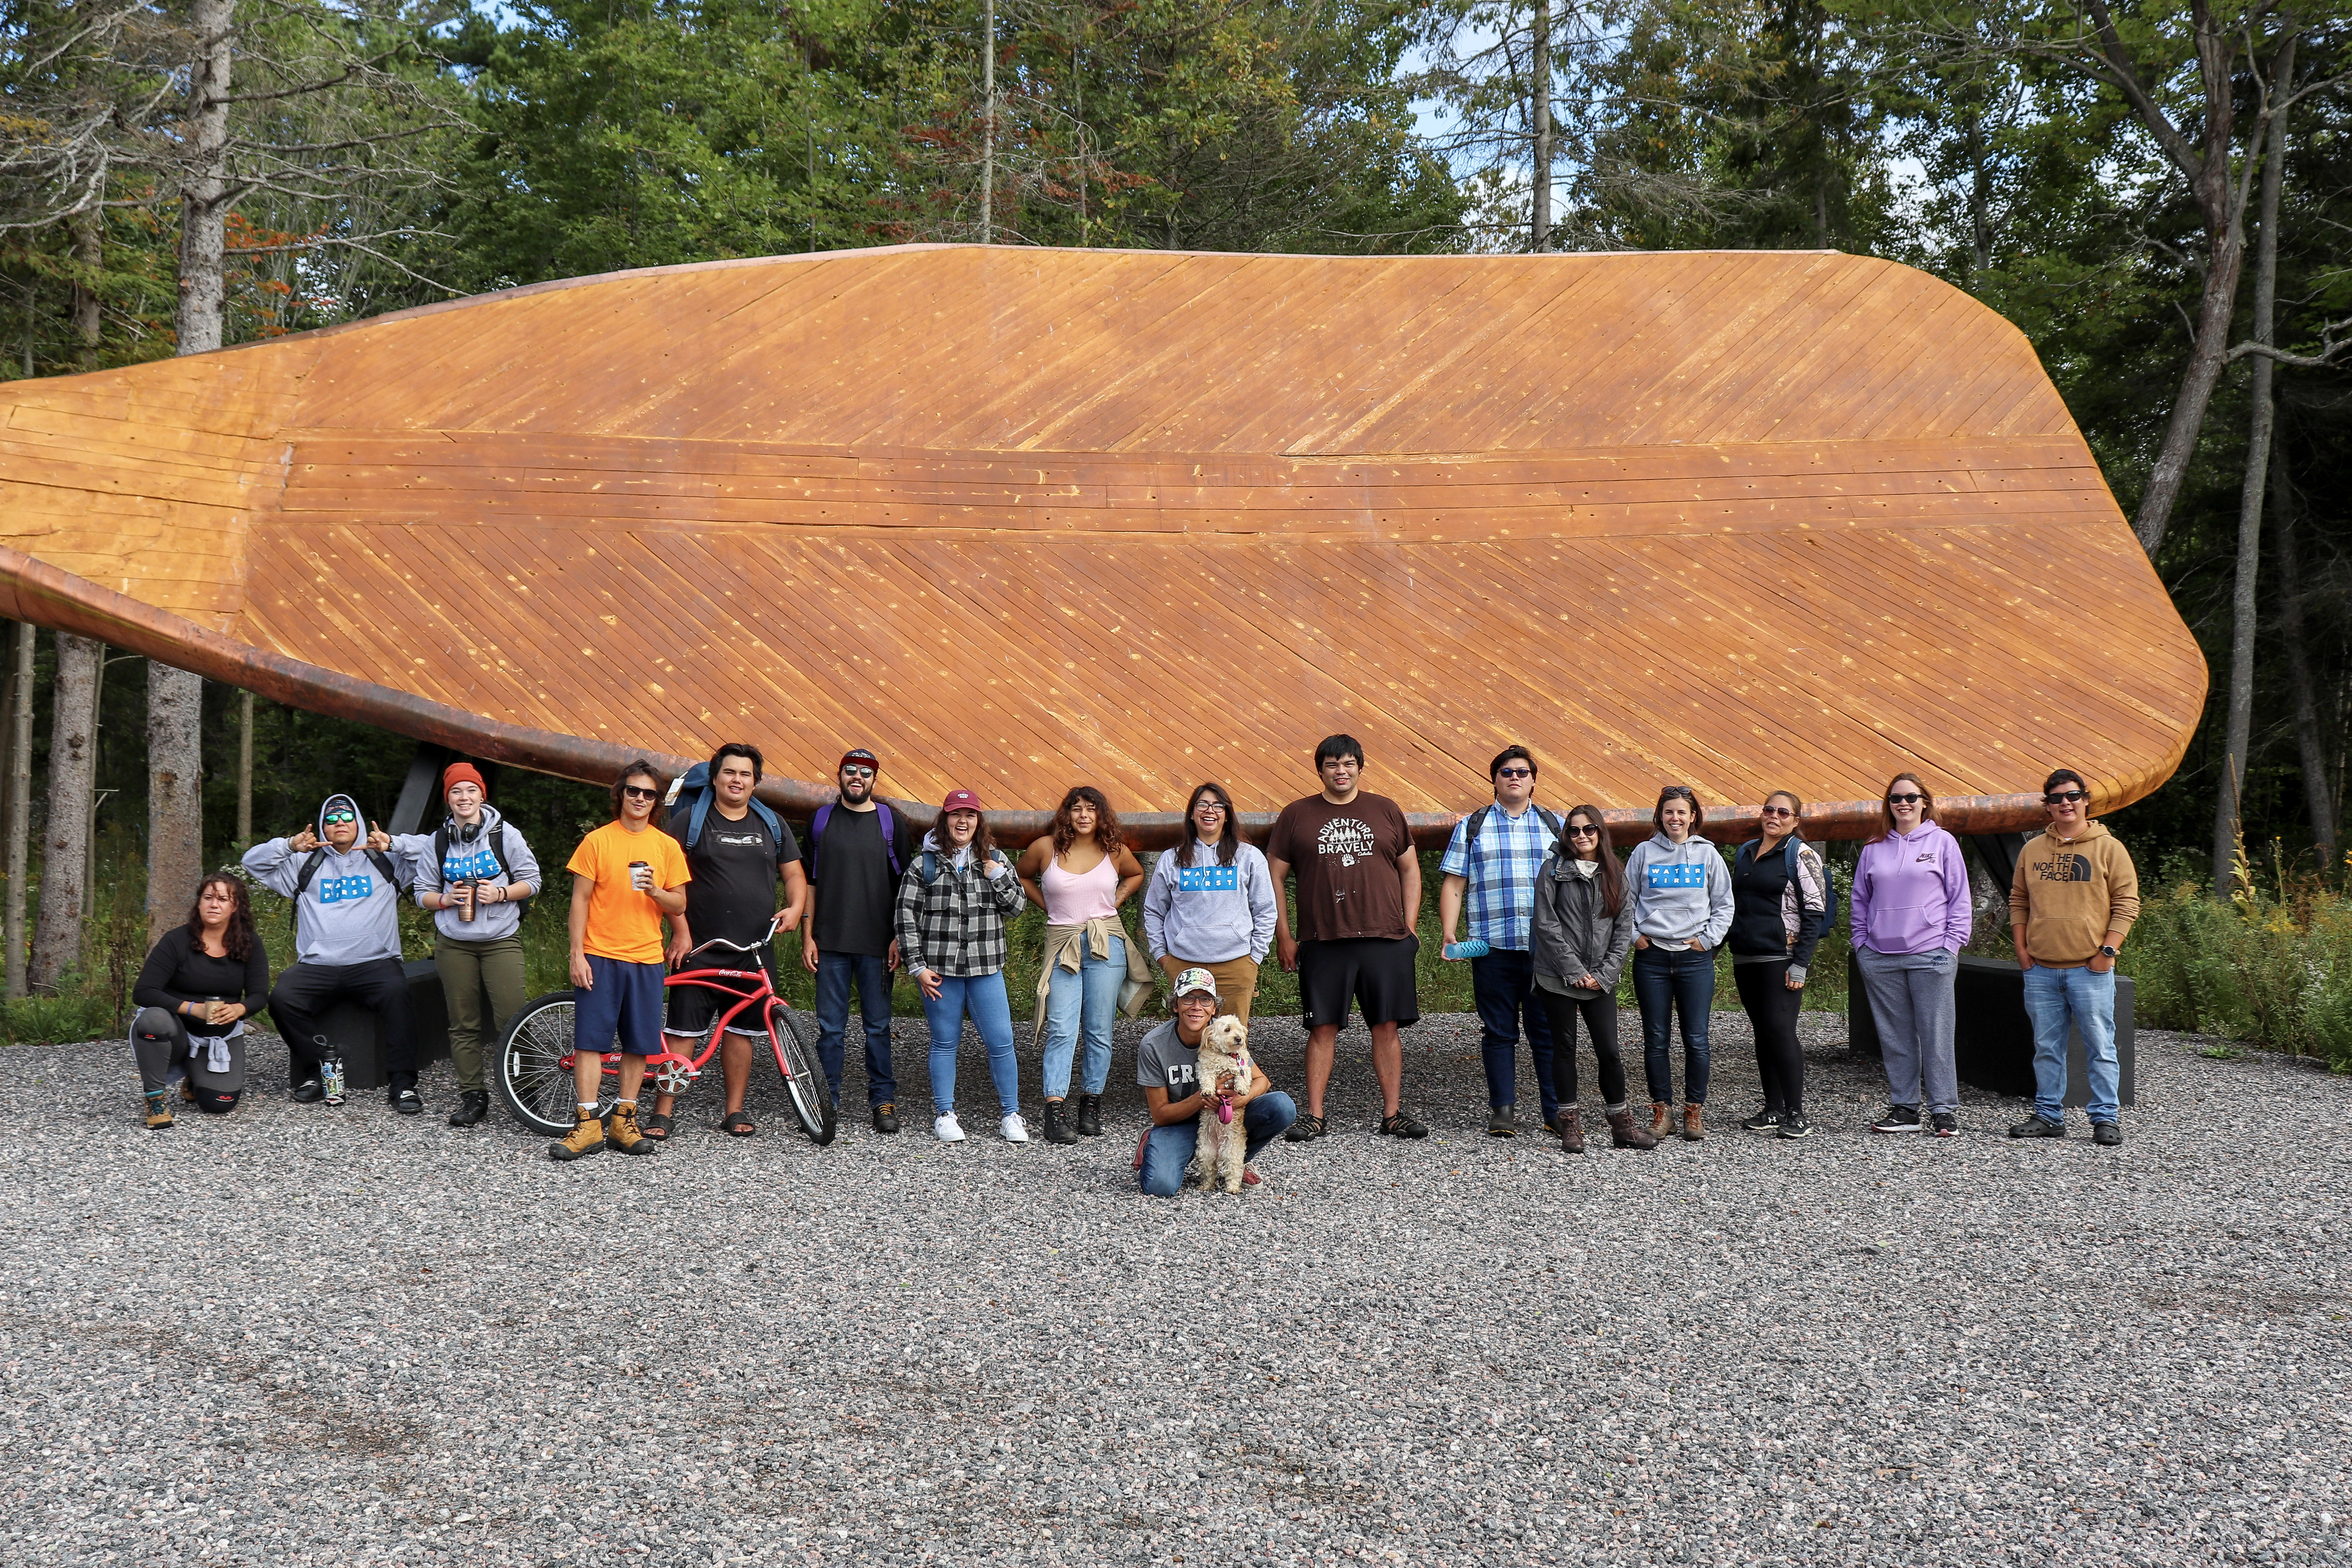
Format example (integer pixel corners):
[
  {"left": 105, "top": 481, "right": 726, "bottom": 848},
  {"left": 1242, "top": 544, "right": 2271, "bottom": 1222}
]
[
  {"left": 1759, "top": 805, "right": 1795, "bottom": 818},
  {"left": 1887, "top": 793, "right": 1924, "bottom": 806},
  {"left": 2043, "top": 789, "right": 2089, "bottom": 805},
  {"left": 841, "top": 766, "right": 875, "bottom": 781},
  {"left": 621, "top": 785, "right": 660, "bottom": 801},
  {"left": 1193, "top": 802, "right": 1228, "bottom": 816},
  {"left": 1566, "top": 824, "right": 1600, "bottom": 838},
  {"left": 1496, "top": 767, "right": 1533, "bottom": 780},
  {"left": 321, "top": 810, "right": 356, "bottom": 826}
]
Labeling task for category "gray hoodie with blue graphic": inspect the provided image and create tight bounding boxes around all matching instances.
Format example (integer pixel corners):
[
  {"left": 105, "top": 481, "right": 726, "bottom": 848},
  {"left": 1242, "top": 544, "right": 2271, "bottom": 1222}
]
[
  {"left": 241, "top": 793, "right": 422, "bottom": 966},
  {"left": 1622, "top": 831, "right": 1735, "bottom": 949},
  {"left": 404, "top": 804, "right": 542, "bottom": 942}
]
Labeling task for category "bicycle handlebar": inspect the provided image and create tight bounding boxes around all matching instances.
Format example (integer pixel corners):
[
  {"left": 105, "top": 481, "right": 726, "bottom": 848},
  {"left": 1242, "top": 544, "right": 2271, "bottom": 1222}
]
[{"left": 681, "top": 911, "right": 787, "bottom": 960}]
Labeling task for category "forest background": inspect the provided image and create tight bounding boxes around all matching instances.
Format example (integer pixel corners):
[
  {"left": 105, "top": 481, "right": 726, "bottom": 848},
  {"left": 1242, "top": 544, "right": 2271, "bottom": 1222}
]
[{"left": 1, "top": 0, "right": 2349, "bottom": 1060}]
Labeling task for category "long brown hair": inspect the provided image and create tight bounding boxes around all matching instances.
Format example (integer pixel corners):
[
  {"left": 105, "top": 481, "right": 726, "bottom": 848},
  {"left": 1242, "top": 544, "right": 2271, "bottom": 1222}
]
[
  {"left": 1049, "top": 784, "right": 1124, "bottom": 859},
  {"left": 1555, "top": 804, "right": 1627, "bottom": 917},
  {"left": 1878, "top": 773, "right": 1935, "bottom": 840},
  {"left": 1180, "top": 782, "right": 1240, "bottom": 867},
  {"left": 611, "top": 759, "right": 668, "bottom": 828},
  {"left": 184, "top": 873, "right": 258, "bottom": 963}
]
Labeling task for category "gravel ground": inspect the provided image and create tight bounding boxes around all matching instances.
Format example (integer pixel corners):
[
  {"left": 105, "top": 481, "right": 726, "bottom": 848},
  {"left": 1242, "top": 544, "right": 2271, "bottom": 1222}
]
[{"left": 4, "top": 1007, "right": 2349, "bottom": 1568}]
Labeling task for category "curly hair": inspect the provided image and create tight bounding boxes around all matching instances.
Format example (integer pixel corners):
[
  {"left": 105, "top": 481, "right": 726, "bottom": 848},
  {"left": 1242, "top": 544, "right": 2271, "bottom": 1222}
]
[
  {"left": 184, "top": 873, "right": 259, "bottom": 963},
  {"left": 1049, "top": 785, "right": 1125, "bottom": 860}
]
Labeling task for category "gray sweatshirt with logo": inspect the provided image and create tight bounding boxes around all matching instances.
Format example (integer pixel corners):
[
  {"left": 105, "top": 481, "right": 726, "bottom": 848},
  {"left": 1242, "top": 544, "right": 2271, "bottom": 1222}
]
[
  {"left": 241, "top": 793, "right": 423, "bottom": 966},
  {"left": 405, "top": 804, "right": 543, "bottom": 942},
  {"left": 1622, "top": 831, "right": 1735, "bottom": 949}
]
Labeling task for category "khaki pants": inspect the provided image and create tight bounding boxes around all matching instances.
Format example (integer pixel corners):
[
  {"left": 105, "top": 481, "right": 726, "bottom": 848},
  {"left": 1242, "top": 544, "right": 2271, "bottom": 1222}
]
[
  {"left": 1158, "top": 953, "right": 1261, "bottom": 1024},
  {"left": 435, "top": 935, "right": 527, "bottom": 1093}
]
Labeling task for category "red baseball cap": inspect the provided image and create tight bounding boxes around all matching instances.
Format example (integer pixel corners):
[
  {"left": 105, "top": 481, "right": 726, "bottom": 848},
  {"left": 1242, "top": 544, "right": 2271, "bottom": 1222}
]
[{"left": 939, "top": 789, "right": 984, "bottom": 814}]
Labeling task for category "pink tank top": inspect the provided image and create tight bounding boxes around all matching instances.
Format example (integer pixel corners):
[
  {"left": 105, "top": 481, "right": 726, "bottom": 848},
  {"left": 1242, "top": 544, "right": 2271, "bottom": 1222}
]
[{"left": 1042, "top": 853, "right": 1120, "bottom": 924}]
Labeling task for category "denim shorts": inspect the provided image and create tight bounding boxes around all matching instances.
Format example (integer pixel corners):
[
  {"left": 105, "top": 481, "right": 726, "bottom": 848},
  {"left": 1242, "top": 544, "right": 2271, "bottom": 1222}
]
[{"left": 574, "top": 955, "right": 667, "bottom": 1055}]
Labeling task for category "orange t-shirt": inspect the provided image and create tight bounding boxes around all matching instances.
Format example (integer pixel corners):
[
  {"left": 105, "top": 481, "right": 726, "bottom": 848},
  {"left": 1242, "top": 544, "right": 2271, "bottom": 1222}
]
[{"left": 566, "top": 820, "right": 691, "bottom": 963}]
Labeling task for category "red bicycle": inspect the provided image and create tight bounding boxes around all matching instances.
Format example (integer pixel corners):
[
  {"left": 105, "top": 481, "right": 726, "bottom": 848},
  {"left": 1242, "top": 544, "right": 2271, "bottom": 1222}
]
[{"left": 493, "top": 916, "right": 835, "bottom": 1143}]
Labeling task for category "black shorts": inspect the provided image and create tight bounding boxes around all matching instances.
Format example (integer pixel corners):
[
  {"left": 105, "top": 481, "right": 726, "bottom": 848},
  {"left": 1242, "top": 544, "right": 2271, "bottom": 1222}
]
[
  {"left": 665, "top": 943, "right": 775, "bottom": 1038},
  {"left": 1297, "top": 935, "right": 1421, "bottom": 1031}
]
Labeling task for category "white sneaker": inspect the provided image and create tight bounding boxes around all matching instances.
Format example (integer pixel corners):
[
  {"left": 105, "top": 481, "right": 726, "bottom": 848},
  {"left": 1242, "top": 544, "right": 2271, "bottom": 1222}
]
[
  {"left": 1000, "top": 1114, "right": 1029, "bottom": 1143},
  {"left": 933, "top": 1113, "right": 965, "bottom": 1143}
]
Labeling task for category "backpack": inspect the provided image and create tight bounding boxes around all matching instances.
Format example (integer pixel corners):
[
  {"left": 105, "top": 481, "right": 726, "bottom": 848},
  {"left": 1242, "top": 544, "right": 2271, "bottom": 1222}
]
[
  {"left": 1465, "top": 802, "right": 1563, "bottom": 855},
  {"left": 667, "top": 760, "right": 789, "bottom": 853},
  {"left": 1742, "top": 836, "right": 1840, "bottom": 929},
  {"left": 290, "top": 846, "right": 405, "bottom": 949},
  {"left": 810, "top": 799, "right": 903, "bottom": 879},
  {"left": 431, "top": 820, "right": 533, "bottom": 913}
]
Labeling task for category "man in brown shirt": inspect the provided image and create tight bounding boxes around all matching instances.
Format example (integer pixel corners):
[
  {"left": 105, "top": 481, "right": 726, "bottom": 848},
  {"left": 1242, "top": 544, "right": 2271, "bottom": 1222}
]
[
  {"left": 2009, "top": 766, "right": 2140, "bottom": 1146},
  {"left": 1267, "top": 734, "right": 1426, "bottom": 1143}
]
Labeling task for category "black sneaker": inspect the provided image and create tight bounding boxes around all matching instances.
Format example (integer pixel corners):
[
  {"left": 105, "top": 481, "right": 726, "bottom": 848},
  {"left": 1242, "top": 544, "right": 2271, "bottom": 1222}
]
[
  {"left": 447, "top": 1089, "right": 489, "bottom": 1127},
  {"left": 1377, "top": 1109, "right": 1429, "bottom": 1140},
  {"left": 1486, "top": 1105, "right": 1518, "bottom": 1137},
  {"left": 290, "top": 1076, "right": 324, "bottom": 1104},
  {"left": 1284, "top": 1112, "right": 1328, "bottom": 1143},
  {"left": 1740, "top": 1108, "right": 1783, "bottom": 1133},
  {"left": 1870, "top": 1105, "right": 1924, "bottom": 1134},
  {"left": 1777, "top": 1113, "right": 1812, "bottom": 1140},
  {"left": 2007, "top": 1114, "right": 2065, "bottom": 1139},
  {"left": 1930, "top": 1112, "right": 1959, "bottom": 1138},
  {"left": 871, "top": 1102, "right": 900, "bottom": 1135},
  {"left": 389, "top": 1087, "right": 424, "bottom": 1116},
  {"left": 2092, "top": 1121, "right": 2123, "bottom": 1147},
  {"left": 1074, "top": 1093, "right": 1103, "bottom": 1137}
]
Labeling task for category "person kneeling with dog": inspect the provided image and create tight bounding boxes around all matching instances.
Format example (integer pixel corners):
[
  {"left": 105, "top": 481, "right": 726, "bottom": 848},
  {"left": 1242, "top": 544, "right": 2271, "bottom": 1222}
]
[{"left": 1135, "top": 969, "right": 1295, "bottom": 1196}]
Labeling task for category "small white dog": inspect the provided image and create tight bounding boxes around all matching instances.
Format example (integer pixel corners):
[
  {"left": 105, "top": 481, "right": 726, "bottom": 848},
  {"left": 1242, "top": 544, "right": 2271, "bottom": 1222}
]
[{"left": 1184, "top": 1016, "right": 1255, "bottom": 1194}]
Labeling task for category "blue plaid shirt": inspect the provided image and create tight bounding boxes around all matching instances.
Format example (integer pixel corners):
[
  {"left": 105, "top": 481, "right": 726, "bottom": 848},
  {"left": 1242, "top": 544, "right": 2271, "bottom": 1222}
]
[{"left": 1439, "top": 802, "right": 1560, "bottom": 951}]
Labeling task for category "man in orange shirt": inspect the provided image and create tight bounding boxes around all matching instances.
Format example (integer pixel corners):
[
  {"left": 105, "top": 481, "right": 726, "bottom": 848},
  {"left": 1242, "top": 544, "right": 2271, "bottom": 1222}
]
[{"left": 552, "top": 759, "right": 691, "bottom": 1161}]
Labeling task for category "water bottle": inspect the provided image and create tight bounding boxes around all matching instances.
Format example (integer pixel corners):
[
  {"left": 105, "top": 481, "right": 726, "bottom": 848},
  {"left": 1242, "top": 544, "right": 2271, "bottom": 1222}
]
[
  {"left": 457, "top": 878, "right": 478, "bottom": 924},
  {"left": 322, "top": 1054, "right": 347, "bottom": 1107}
]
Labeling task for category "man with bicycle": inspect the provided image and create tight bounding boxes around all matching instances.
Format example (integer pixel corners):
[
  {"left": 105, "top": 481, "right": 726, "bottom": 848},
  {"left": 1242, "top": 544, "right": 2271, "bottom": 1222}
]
[{"left": 646, "top": 742, "right": 808, "bottom": 1140}]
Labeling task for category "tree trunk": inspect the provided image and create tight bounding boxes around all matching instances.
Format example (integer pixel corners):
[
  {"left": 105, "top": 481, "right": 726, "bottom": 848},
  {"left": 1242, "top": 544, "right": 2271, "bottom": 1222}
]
[
  {"left": 2270, "top": 439, "right": 2334, "bottom": 857},
  {"left": 2211, "top": 44, "right": 2290, "bottom": 898},
  {"left": 4, "top": 621, "right": 30, "bottom": 998},
  {"left": 978, "top": 0, "right": 995, "bottom": 244},
  {"left": 29, "top": 633, "right": 100, "bottom": 994},
  {"left": 68, "top": 209, "right": 101, "bottom": 368},
  {"left": 147, "top": 668, "right": 204, "bottom": 947},
  {"left": 237, "top": 688, "right": 254, "bottom": 844},
  {"left": 1530, "top": 0, "right": 1552, "bottom": 252}
]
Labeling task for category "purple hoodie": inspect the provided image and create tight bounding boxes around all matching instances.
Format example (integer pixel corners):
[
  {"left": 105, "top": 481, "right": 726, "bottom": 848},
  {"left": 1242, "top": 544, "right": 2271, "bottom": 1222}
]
[{"left": 1850, "top": 822, "right": 1972, "bottom": 955}]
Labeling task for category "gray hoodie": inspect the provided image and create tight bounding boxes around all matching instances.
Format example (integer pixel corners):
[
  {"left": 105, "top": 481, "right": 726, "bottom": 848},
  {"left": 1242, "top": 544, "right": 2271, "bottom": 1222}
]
[
  {"left": 1140, "top": 841, "right": 1278, "bottom": 965},
  {"left": 405, "top": 803, "right": 543, "bottom": 942},
  {"left": 1622, "top": 831, "right": 1734, "bottom": 949},
  {"left": 241, "top": 793, "right": 422, "bottom": 966}
]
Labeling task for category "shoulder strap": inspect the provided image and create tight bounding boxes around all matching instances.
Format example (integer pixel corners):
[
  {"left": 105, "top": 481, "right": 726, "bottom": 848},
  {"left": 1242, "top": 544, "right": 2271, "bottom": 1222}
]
[
  {"left": 433, "top": 825, "right": 452, "bottom": 867},
  {"left": 920, "top": 848, "right": 940, "bottom": 887},
  {"left": 877, "top": 803, "right": 902, "bottom": 875},
  {"left": 748, "top": 797, "right": 785, "bottom": 844},
  {"left": 1464, "top": 804, "right": 1494, "bottom": 851},
  {"left": 681, "top": 787, "right": 713, "bottom": 849},
  {"left": 292, "top": 846, "right": 329, "bottom": 900},
  {"left": 367, "top": 848, "right": 403, "bottom": 891},
  {"left": 1535, "top": 806, "right": 1563, "bottom": 841}
]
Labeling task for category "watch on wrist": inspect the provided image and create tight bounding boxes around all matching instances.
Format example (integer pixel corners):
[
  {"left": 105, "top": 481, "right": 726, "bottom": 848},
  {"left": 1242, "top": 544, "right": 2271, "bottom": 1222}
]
[{"left": 2097, "top": 944, "right": 2118, "bottom": 959}]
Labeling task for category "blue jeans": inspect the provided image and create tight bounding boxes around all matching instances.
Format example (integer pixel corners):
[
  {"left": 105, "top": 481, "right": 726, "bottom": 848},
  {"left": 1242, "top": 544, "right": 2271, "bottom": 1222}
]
[
  {"left": 814, "top": 951, "right": 896, "bottom": 1108},
  {"left": 1042, "top": 935, "right": 1124, "bottom": 1100},
  {"left": 1632, "top": 944, "right": 1716, "bottom": 1105},
  {"left": 922, "top": 971, "right": 1019, "bottom": 1119},
  {"left": 1470, "top": 948, "right": 1559, "bottom": 1121},
  {"left": 1140, "top": 1091, "right": 1297, "bottom": 1197},
  {"left": 2022, "top": 963, "right": 2121, "bottom": 1123}
]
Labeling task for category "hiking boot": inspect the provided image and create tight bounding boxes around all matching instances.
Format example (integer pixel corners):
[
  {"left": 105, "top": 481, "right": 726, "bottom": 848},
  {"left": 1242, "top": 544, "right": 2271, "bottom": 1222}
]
[
  {"left": 290, "top": 1076, "right": 324, "bottom": 1104},
  {"left": 1681, "top": 1104, "right": 1705, "bottom": 1142},
  {"left": 1871, "top": 1104, "right": 1924, "bottom": 1134},
  {"left": 1777, "top": 1112, "right": 1812, "bottom": 1140},
  {"left": 1648, "top": 1102, "right": 1672, "bottom": 1140},
  {"left": 447, "top": 1089, "right": 489, "bottom": 1127},
  {"left": 1606, "top": 1109, "right": 1657, "bottom": 1150},
  {"left": 605, "top": 1102, "right": 660, "bottom": 1156},
  {"left": 1074, "top": 1093, "right": 1103, "bottom": 1137},
  {"left": 1930, "top": 1112, "right": 1960, "bottom": 1138},
  {"left": 871, "top": 1102, "right": 900, "bottom": 1134},
  {"left": 1042, "top": 1099, "right": 1078, "bottom": 1146},
  {"left": 1377, "top": 1109, "right": 1429, "bottom": 1140},
  {"left": 549, "top": 1109, "right": 605, "bottom": 1161},
  {"left": 1740, "top": 1108, "right": 1784, "bottom": 1134},
  {"left": 1487, "top": 1104, "right": 1519, "bottom": 1138},
  {"left": 2092, "top": 1121, "right": 2123, "bottom": 1148},
  {"left": 1556, "top": 1107, "right": 1586, "bottom": 1154},
  {"left": 144, "top": 1091, "right": 175, "bottom": 1131},
  {"left": 2007, "top": 1114, "right": 2065, "bottom": 1140}
]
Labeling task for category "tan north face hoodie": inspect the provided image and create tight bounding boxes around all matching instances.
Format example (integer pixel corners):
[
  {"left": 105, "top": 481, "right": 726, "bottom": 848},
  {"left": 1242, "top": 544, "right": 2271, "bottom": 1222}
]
[{"left": 2010, "top": 820, "right": 2141, "bottom": 967}]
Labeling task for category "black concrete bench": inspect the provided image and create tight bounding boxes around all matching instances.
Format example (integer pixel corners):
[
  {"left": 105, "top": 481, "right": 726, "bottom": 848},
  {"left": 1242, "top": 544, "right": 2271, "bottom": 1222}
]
[
  {"left": 1848, "top": 953, "right": 2135, "bottom": 1108},
  {"left": 264, "top": 959, "right": 456, "bottom": 1091}
]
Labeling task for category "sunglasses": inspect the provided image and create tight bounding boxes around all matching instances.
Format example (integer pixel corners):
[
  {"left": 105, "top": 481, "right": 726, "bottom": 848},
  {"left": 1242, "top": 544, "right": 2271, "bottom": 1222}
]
[
  {"left": 1759, "top": 805, "right": 1795, "bottom": 818},
  {"left": 1566, "top": 824, "right": 1600, "bottom": 838},
  {"left": 621, "top": 785, "right": 660, "bottom": 801},
  {"left": 1496, "top": 767, "right": 1534, "bottom": 779},
  {"left": 1887, "top": 793, "right": 1924, "bottom": 806},
  {"left": 2044, "top": 789, "right": 2089, "bottom": 805},
  {"left": 841, "top": 766, "right": 875, "bottom": 780},
  {"left": 321, "top": 810, "right": 356, "bottom": 826}
]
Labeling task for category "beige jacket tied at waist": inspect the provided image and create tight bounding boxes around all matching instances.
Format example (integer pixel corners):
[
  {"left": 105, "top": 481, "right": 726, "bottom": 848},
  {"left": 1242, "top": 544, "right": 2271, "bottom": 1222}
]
[{"left": 1031, "top": 915, "right": 1155, "bottom": 1034}]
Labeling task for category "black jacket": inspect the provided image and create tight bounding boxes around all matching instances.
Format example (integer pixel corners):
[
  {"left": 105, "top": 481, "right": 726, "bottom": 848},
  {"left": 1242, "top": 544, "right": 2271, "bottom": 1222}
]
[
  {"left": 134, "top": 926, "right": 271, "bottom": 1037},
  {"left": 1728, "top": 837, "right": 1829, "bottom": 970},
  {"left": 1528, "top": 853, "right": 1636, "bottom": 995}
]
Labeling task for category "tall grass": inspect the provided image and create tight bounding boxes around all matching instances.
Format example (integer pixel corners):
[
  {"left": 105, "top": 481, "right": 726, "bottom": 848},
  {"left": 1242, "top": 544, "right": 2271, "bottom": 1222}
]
[{"left": 2121, "top": 864, "right": 2352, "bottom": 1072}]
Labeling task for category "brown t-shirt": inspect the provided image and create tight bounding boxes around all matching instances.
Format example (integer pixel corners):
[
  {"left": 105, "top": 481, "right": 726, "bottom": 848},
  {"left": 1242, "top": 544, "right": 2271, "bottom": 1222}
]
[{"left": 1267, "top": 793, "right": 1413, "bottom": 942}]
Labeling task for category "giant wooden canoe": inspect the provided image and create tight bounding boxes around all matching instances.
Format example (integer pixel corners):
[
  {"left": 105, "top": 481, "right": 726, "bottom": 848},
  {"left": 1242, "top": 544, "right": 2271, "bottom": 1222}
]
[{"left": 0, "top": 244, "right": 2204, "bottom": 844}]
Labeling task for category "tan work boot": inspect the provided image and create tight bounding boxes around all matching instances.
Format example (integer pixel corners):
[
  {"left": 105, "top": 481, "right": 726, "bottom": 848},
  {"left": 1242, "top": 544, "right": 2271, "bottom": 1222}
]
[
  {"left": 1682, "top": 1103, "right": 1705, "bottom": 1142},
  {"left": 1606, "top": 1109, "right": 1656, "bottom": 1149},
  {"left": 605, "top": 1100, "right": 660, "bottom": 1156},
  {"left": 1556, "top": 1107, "right": 1586, "bottom": 1154},
  {"left": 549, "top": 1107, "right": 606, "bottom": 1161},
  {"left": 1649, "top": 1102, "right": 1672, "bottom": 1140},
  {"left": 144, "top": 1091, "right": 175, "bottom": 1131}
]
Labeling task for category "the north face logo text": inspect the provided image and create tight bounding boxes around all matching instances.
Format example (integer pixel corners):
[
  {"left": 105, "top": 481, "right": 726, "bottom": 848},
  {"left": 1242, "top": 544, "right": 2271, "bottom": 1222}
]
[{"left": 2035, "top": 854, "right": 2093, "bottom": 882}]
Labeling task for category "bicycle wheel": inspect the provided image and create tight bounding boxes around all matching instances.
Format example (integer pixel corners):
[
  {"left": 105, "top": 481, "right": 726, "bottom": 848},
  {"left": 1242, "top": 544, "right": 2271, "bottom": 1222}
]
[
  {"left": 494, "top": 992, "right": 590, "bottom": 1136},
  {"left": 766, "top": 999, "right": 836, "bottom": 1145}
]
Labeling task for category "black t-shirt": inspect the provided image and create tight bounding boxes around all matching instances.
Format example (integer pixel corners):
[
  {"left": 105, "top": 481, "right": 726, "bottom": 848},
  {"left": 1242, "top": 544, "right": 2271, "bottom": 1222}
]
[
  {"left": 133, "top": 926, "right": 271, "bottom": 1038},
  {"left": 808, "top": 806, "right": 907, "bottom": 957},
  {"left": 673, "top": 808, "right": 801, "bottom": 949}
]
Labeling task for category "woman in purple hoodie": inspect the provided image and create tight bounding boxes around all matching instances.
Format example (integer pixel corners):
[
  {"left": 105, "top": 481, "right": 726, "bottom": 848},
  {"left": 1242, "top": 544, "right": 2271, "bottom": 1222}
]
[{"left": 1850, "top": 774, "right": 1973, "bottom": 1136}]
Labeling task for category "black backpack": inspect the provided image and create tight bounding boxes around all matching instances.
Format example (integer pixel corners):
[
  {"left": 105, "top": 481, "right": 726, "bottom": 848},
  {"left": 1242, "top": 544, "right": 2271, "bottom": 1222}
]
[
  {"left": 290, "top": 846, "right": 407, "bottom": 948},
  {"left": 431, "top": 821, "right": 534, "bottom": 913}
]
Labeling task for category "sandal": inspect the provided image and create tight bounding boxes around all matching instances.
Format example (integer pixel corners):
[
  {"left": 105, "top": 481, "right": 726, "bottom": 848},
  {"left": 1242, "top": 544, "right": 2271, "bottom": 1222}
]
[
  {"left": 639, "top": 1111, "right": 674, "bottom": 1142},
  {"left": 1283, "top": 1112, "right": 1328, "bottom": 1143},
  {"left": 1378, "top": 1109, "right": 1430, "bottom": 1140},
  {"left": 720, "top": 1110, "right": 757, "bottom": 1138}
]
